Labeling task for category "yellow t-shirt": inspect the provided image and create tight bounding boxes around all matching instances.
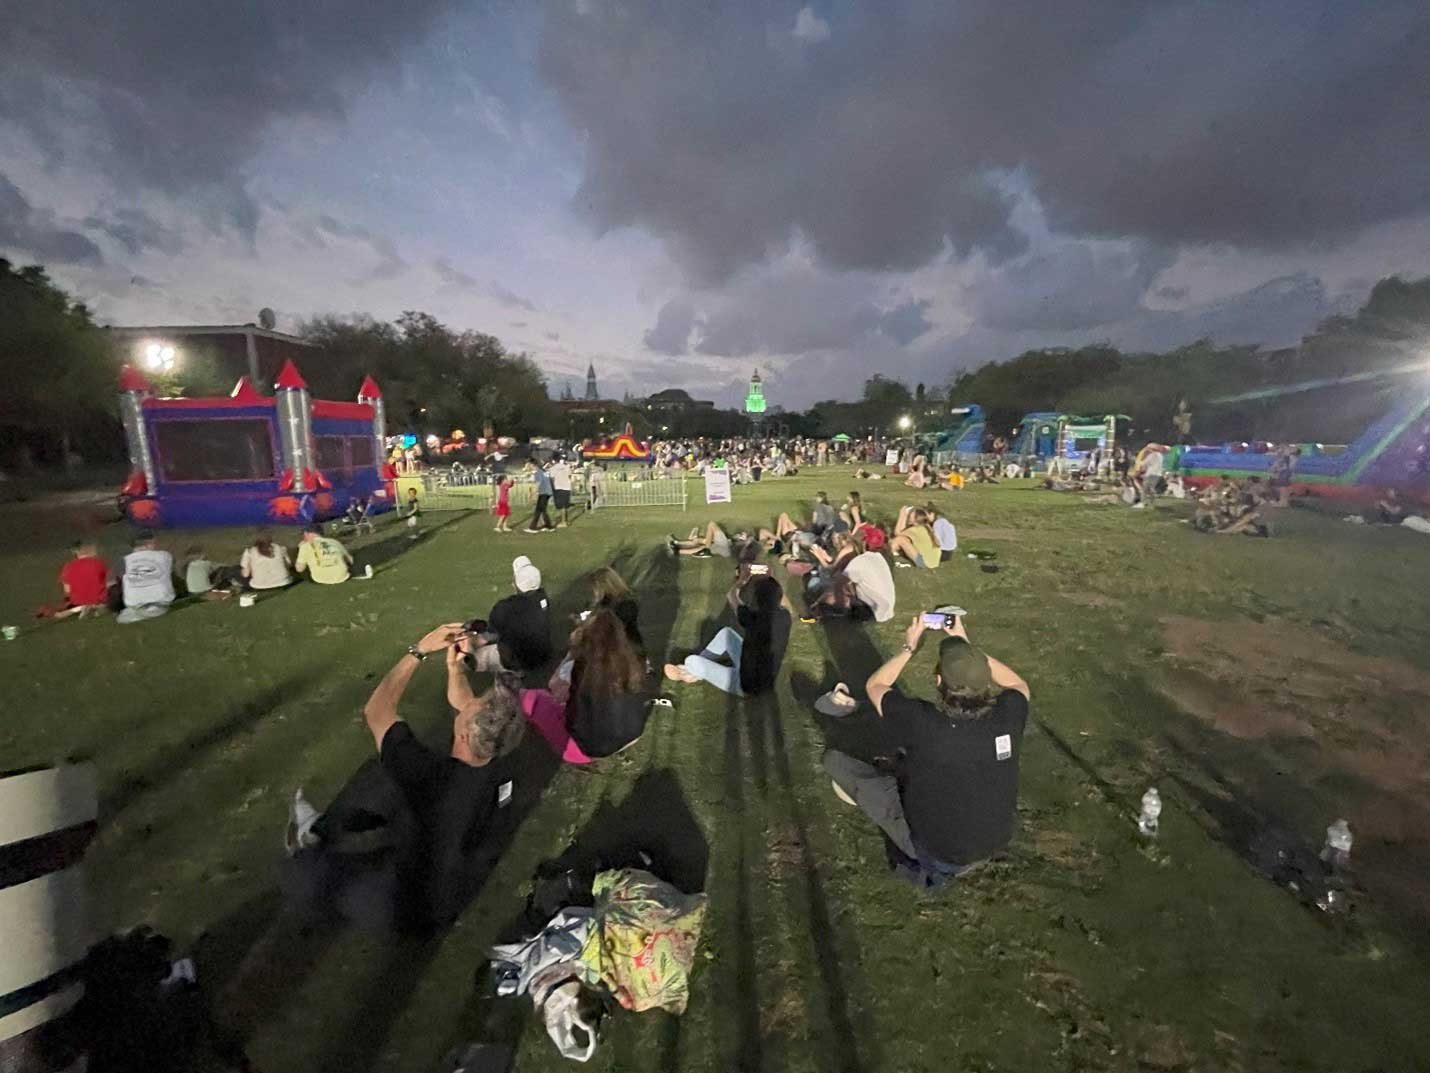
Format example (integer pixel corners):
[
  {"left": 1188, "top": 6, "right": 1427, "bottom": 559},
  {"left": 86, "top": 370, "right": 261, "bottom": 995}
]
[
  {"left": 907, "top": 525, "right": 941, "bottom": 568},
  {"left": 297, "top": 537, "right": 351, "bottom": 584},
  {"left": 946, "top": 472, "right": 965, "bottom": 490}
]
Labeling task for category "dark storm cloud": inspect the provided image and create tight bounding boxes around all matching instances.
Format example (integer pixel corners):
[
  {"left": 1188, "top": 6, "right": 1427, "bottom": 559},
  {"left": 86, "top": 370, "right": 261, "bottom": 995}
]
[
  {"left": 0, "top": 173, "right": 103, "bottom": 265},
  {"left": 0, "top": 1, "right": 455, "bottom": 235},
  {"left": 82, "top": 208, "right": 186, "bottom": 257},
  {"left": 643, "top": 299, "right": 698, "bottom": 355},
  {"left": 965, "top": 242, "right": 1178, "bottom": 332},
  {"left": 687, "top": 262, "right": 934, "bottom": 357},
  {"left": 540, "top": 0, "right": 1430, "bottom": 283}
]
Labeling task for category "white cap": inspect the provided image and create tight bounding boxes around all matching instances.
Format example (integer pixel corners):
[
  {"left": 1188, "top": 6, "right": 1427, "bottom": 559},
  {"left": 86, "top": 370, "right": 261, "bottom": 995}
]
[{"left": 513, "top": 555, "right": 541, "bottom": 592}]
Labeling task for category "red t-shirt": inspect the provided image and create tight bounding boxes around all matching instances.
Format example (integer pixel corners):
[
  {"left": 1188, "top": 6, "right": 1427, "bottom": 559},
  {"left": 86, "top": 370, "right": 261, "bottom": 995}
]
[
  {"left": 859, "top": 523, "right": 887, "bottom": 552},
  {"left": 60, "top": 556, "right": 109, "bottom": 606}
]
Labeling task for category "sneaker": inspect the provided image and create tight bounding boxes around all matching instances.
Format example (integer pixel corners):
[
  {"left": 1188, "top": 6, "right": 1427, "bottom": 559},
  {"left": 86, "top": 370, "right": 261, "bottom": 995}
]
[
  {"left": 1131, "top": 502, "right": 1146, "bottom": 510},
  {"left": 556, "top": 521, "right": 568, "bottom": 529},
  {"left": 285, "top": 788, "right": 320, "bottom": 855},
  {"left": 523, "top": 527, "right": 540, "bottom": 534}
]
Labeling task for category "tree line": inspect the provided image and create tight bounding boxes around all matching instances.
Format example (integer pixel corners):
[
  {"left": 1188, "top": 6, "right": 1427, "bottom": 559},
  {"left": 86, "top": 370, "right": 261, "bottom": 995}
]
[{"left": 3, "top": 255, "right": 1427, "bottom": 474}]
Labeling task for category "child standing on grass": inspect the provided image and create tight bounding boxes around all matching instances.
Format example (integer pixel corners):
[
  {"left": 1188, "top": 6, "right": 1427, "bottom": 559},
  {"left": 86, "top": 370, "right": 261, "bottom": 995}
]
[{"left": 494, "top": 475, "right": 513, "bottom": 532}]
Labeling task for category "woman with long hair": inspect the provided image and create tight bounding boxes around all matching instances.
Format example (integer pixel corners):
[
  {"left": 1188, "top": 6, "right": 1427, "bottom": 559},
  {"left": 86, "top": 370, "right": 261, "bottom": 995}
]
[
  {"left": 240, "top": 529, "right": 292, "bottom": 590},
  {"left": 563, "top": 609, "right": 654, "bottom": 758},
  {"left": 586, "top": 565, "right": 642, "bottom": 650}
]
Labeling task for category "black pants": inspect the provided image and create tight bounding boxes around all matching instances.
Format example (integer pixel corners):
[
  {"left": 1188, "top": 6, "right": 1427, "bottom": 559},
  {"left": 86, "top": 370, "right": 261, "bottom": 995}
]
[{"left": 529, "top": 494, "right": 553, "bottom": 530}]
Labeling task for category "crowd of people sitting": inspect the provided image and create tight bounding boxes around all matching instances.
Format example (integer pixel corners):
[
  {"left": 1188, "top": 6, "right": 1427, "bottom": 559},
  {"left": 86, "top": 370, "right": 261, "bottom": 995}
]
[{"left": 47, "top": 524, "right": 357, "bottom": 622}]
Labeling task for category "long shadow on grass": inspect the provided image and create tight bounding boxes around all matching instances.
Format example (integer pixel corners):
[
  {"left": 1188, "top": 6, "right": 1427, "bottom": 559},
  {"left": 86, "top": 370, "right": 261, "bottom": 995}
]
[
  {"left": 99, "top": 672, "right": 312, "bottom": 823},
  {"left": 354, "top": 513, "right": 468, "bottom": 571}
]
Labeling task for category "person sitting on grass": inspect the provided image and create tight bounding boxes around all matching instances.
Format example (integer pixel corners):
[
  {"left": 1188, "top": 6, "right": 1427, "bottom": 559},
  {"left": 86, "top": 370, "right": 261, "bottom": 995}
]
[
  {"left": 240, "top": 530, "right": 293, "bottom": 590},
  {"left": 295, "top": 524, "right": 352, "bottom": 584},
  {"left": 467, "top": 555, "right": 553, "bottom": 674},
  {"left": 925, "top": 503, "right": 958, "bottom": 562},
  {"left": 586, "top": 565, "right": 643, "bottom": 650},
  {"left": 825, "top": 613, "right": 1030, "bottom": 887},
  {"left": 57, "top": 540, "right": 110, "bottom": 617},
  {"left": 890, "top": 506, "right": 942, "bottom": 569},
  {"left": 668, "top": 521, "right": 735, "bottom": 558},
  {"left": 561, "top": 609, "right": 656, "bottom": 759},
  {"left": 1373, "top": 487, "right": 1407, "bottom": 525},
  {"left": 117, "top": 530, "right": 177, "bottom": 624},
  {"left": 811, "top": 491, "right": 840, "bottom": 534},
  {"left": 840, "top": 490, "right": 864, "bottom": 528},
  {"left": 665, "top": 572, "right": 790, "bottom": 696},
  {"left": 183, "top": 544, "right": 234, "bottom": 600},
  {"left": 361, "top": 623, "right": 526, "bottom": 927}
]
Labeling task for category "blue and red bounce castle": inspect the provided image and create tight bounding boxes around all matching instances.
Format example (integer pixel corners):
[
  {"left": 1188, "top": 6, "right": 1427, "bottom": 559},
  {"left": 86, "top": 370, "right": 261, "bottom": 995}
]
[{"left": 118, "top": 359, "right": 396, "bottom": 528}]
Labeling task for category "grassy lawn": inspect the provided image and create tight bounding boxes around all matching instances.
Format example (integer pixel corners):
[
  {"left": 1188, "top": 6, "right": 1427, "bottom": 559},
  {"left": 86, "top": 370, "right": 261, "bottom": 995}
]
[{"left": 3, "top": 472, "right": 1429, "bottom": 1072}]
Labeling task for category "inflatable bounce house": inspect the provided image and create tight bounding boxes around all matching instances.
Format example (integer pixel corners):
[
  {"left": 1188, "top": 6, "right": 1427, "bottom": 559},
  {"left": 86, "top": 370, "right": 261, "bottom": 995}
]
[
  {"left": 580, "top": 424, "right": 654, "bottom": 465},
  {"left": 929, "top": 403, "right": 987, "bottom": 463},
  {"left": 1007, "top": 412, "right": 1129, "bottom": 469},
  {"left": 1174, "top": 384, "right": 1430, "bottom": 504},
  {"left": 118, "top": 360, "right": 396, "bottom": 528}
]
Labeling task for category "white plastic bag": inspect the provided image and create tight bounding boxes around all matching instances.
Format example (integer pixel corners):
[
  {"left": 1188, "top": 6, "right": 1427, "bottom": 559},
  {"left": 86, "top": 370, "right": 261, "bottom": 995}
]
[{"left": 542, "top": 980, "right": 598, "bottom": 1062}]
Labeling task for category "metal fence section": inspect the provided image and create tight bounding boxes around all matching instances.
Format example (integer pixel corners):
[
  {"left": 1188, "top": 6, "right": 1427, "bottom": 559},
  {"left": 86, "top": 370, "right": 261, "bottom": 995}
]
[
  {"left": 590, "top": 473, "right": 687, "bottom": 511},
  {"left": 395, "top": 469, "right": 686, "bottom": 513}
]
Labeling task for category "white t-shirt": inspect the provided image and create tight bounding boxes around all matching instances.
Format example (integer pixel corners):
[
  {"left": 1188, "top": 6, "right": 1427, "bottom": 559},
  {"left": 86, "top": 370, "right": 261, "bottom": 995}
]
[
  {"left": 549, "top": 462, "right": 572, "bottom": 492},
  {"left": 1142, "top": 451, "right": 1165, "bottom": 478},
  {"left": 122, "top": 548, "right": 176, "bottom": 608},
  {"left": 932, "top": 517, "right": 958, "bottom": 552},
  {"left": 241, "top": 544, "right": 293, "bottom": 589},
  {"left": 845, "top": 552, "right": 896, "bottom": 623}
]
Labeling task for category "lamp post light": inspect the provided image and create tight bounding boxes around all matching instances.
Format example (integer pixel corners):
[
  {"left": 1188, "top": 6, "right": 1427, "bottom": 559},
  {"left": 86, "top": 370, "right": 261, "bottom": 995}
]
[
  {"left": 898, "top": 414, "right": 912, "bottom": 432},
  {"left": 141, "top": 341, "right": 177, "bottom": 372}
]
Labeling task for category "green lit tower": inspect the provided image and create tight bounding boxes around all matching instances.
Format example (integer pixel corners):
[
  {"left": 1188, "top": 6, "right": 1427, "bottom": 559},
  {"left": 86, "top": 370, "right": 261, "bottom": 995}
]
[{"left": 745, "top": 368, "right": 767, "bottom": 413}]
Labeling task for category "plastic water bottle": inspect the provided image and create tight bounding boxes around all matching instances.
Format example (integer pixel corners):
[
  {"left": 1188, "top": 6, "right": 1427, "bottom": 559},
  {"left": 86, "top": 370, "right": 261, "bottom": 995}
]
[
  {"left": 1138, "top": 787, "right": 1162, "bottom": 836},
  {"left": 1321, "top": 818, "right": 1353, "bottom": 870}
]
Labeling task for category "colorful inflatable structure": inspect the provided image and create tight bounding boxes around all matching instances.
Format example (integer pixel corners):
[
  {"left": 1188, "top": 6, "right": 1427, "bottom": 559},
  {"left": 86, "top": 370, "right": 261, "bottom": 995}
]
[
  {"left": 930, "top": 403, "right": 987, "bottom": 461},
  {"left": 1008, "top": 412, "right": 1129, "bottom": 467},
  {"left": 580, "top": 424, "right": 654, "bottom": 464},
  {"left": 1174, "top": 385, "right": 1430, "bottom": 503},
  {"left": 118, "top": 360, "right": 396, "bottom": 528}
]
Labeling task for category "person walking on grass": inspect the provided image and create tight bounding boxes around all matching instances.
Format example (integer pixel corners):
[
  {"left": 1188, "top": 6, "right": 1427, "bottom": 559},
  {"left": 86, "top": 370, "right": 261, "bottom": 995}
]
[
  {"left": 525, "top": 463, "right": 555, "bottom": 533},
  {"left": 825, "top": 613, "right": 1030, "bottom": 887},
  {"left": 493, "top": 474, "right": 513, "bottom": 533},
  {"left": 549, "top": 454, "right": 574, "bottom": 528}
]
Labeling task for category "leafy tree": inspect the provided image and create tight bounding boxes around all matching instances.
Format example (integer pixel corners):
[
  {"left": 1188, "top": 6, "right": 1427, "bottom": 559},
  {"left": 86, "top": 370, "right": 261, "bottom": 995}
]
[{"left": 0, "top": 259, "right": 119, "bottom": 470}]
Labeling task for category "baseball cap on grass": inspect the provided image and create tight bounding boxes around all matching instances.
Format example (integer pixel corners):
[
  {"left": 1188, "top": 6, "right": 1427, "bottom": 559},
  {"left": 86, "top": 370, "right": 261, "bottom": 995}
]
[
  {"left": 937, "top": 636, "right": 993, "bottom": 693},
  {"left": 512, "top": 555, "right": 542, "bottom": 592}
]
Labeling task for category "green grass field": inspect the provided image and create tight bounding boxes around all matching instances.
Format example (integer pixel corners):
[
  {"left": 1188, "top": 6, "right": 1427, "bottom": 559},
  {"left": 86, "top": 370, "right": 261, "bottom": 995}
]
[{"left": 4, "top": 474, "right": 1429, "bottom": 1072}]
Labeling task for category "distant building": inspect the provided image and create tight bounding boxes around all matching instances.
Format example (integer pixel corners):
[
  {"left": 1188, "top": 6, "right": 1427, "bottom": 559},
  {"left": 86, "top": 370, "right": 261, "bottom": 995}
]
[
  {"left": 585, "top": 362, "right": 599, "bottom": 400},
  {"left": 744, "top": 369, "right": 767, "bottom": 415},
  {"left": 642, "top": 388, "right": 716, "bottom": 412},
  {"left": 105, "top": 323, "right": 314, "bottom": 388}
]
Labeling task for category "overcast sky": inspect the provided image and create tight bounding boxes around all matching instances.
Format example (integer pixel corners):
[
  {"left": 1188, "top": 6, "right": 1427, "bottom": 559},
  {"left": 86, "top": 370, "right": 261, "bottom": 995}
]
[{"left": 3, "top": 1, "right": 1429, "bottom": 408}]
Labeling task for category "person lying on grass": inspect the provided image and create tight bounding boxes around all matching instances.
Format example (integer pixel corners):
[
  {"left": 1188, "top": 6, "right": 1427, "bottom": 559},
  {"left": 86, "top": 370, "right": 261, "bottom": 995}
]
[
  {"left": 890, "top": 506, "right": 942, "bottom": 569},
  {"left": 665, "top": 571, "right": 791, "bottom": 696},
  {"left": 825, "top": 613, "right": 1029, "bottom": 887},
  {"left": 668, "top": 521, "right": 735, "bottom": 558},
  {"left": 361, "top": 623, "right": 526, "bottom": 926}
]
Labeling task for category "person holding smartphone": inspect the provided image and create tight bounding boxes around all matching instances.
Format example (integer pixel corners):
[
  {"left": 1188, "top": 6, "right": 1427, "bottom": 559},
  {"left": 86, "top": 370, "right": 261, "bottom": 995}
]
[{"left": 824, "top": 613, "right": 1030, "bottom": 886}]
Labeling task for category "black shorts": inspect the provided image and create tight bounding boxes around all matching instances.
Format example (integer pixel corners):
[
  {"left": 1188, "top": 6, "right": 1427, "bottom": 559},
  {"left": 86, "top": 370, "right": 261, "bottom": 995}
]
[
  {"left": 553, "top": 489, "right": 572, "bottom": 509},
  {"left": 940, "top": 548, "right": 954, "bottom": 562}
]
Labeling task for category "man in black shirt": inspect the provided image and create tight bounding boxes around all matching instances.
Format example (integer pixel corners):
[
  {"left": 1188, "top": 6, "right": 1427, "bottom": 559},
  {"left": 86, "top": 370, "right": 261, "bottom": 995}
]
[
  {"left": 824, "top": 613, "right": 1030, "bottom": 885},
  {"left": 363, "top": 622, "right": 526, "bottom": 926},
  {"left": 469, "top": 555, "right": 553, "bottom": 674}
]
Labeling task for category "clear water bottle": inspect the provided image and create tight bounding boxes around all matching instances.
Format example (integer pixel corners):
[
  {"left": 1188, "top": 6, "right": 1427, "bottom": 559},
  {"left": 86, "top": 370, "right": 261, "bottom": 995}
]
[
  {"left": 1138, "top": 787, "right": 1162, "bottom": 836},
  {"left": 1321, "top": 818, "right": 1353, "bottom": 870}
]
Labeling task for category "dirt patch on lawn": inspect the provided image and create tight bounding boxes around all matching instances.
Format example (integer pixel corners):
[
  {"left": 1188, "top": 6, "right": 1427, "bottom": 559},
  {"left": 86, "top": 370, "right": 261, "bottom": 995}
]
[
  {"left": 1155, "top": 615, "right": 1430, "bottom": 801},
  {"left": 1058, "top": 591, "right": 1122, "bottom": 609},
  {"left": 958, "top": 527, "right": 1021, "bottom": 541}
]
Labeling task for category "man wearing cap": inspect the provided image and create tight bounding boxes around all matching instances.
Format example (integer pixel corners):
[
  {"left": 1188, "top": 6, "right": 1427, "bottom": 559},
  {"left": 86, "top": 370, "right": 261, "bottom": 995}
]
[
  {"left": 824, "top": 613, "right": 1030, "bottom": 885},
  {"left": 469, "top": 556, "right": 553, "bottom": 674}
]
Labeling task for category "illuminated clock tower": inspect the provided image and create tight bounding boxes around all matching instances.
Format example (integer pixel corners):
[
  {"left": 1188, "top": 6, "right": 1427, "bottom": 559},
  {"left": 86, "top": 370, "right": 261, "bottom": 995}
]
[{"left": 744, "top": 369, "right": 767, "bottom": 433}]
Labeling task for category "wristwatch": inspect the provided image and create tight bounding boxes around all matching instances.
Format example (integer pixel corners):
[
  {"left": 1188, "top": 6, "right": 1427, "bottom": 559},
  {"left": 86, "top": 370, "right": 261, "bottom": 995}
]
[
  {"left": 901, "top": 642, "right": 916, "bottom": 654},
  {"left": 406, "top": 643, "right": 427, "bottom": 661}
]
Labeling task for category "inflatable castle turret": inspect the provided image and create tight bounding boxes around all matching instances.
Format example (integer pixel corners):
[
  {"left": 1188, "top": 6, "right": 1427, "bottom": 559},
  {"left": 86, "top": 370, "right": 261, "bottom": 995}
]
[
  {"left": 275, "top": 359, "right": 316, "bottom": 494},
  {"left": 358, "top": 374, "right": 386, "bottom": 467},
  {"left": 118, "top": 365, "right": 156, "bottom": 498}
]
